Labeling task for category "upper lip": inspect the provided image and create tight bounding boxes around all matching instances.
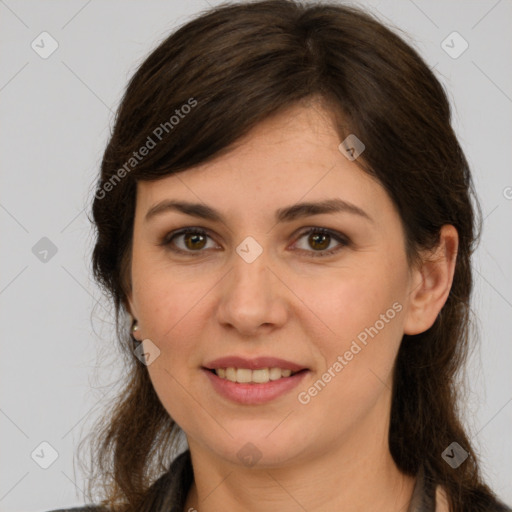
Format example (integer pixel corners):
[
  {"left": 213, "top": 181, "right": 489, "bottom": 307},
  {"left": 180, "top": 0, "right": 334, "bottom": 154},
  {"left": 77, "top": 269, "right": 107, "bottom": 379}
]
[{"left": 203, "top": 356, "right": 308, "bottom": 372}]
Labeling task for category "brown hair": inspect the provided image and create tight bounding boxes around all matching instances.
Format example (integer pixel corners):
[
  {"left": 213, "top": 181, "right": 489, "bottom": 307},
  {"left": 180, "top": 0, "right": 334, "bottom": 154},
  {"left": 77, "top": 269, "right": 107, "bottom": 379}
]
[{"left": 82, "top": 1, "right": 503, "bottom": 510}]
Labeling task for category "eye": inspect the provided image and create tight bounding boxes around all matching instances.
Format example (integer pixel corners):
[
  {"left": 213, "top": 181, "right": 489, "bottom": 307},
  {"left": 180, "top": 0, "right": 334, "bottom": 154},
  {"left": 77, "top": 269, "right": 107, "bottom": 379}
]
[
  {"left": 160, "top": 226, "right": 349, "bottom": 257},
  {"left": 292, "top": 227, "right": 348, "bottom": 257},
  {"left": 161, "top": 228, "right": 219, "bottom": 254}
]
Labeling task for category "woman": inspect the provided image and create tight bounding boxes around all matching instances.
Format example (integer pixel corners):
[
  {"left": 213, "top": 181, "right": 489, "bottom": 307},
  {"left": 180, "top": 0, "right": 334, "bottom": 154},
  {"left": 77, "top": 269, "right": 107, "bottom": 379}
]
[{"left": 48, "top": 1, "right": 511, "bottom": 511}]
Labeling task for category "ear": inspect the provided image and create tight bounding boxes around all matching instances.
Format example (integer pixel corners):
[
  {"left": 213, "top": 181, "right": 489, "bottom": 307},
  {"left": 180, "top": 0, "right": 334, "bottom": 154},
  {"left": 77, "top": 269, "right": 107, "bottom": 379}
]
[
  {"left": 124, "top": 292, "right": 141, "bottom": 339},
  {"left": 403, "top": 225, "right": 458, "bottom": 335},
  {"left": 126, "top": 294, "right": 136, "bottom": 320}
]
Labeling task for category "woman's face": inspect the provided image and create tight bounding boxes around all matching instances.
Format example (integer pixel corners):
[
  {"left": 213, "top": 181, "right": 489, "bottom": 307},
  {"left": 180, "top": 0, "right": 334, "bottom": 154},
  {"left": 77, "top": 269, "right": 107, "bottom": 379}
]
[{"left": 128, "top": 103, "right": 419, "bottom": 467}]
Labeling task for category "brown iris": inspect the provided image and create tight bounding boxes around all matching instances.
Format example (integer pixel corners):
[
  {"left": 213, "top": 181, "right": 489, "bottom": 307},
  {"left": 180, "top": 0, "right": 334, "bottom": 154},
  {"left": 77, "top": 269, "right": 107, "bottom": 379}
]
[
  {"left": 184, "top": 232, "right": 207, "bottom": 250},
  {"left": 308, "top": 232, "right": 331, "bottom": 251}
]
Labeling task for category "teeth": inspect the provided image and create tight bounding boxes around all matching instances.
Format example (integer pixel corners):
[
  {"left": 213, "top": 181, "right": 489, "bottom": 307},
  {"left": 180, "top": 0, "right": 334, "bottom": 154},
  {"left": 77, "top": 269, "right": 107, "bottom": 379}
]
[
  {"left": 269, "top": 367, "right": 283, "bottom": 380},
  {"left": 226, "top": 367, "right": 236, "bottom": 382},
  {"left": 252, "top": 369, "right": 269, "bottom": 383},
  {"left": 214, "top": 367, "right": 296, "bottom": 383},
  {"left": 236, "top": 368, "right": 252, "bottom": 383}
]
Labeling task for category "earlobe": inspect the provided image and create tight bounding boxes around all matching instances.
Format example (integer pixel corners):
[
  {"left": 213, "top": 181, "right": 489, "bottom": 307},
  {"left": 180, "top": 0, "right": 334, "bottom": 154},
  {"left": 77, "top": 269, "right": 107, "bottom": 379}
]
[
  {"left": 125, "top": 298, "right": 141, "bottom": 341},
  {"left": 124, "top": 291, "right": 143, "bottom": 341},
  {"left": 131, "top": 319, "right": 140, "bottom": 341},
  {"left": 403, "top": 225, "right": 459, "bottom": 336}
]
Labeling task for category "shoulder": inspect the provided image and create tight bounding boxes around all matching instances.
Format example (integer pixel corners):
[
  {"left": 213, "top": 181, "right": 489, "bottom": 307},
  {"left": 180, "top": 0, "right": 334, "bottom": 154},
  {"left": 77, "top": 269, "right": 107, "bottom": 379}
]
[
  {"left": 45, "top": 506, "right": 107, "bottom": 512},
  {"left": 435, "top": 484, "right": 512, "bottom": 512},
  {"left": 45, "top": 451, "right": 192, "bottom": 512},
  {"left": 491, "top": 502, "right": 512, "bottom": 512}
]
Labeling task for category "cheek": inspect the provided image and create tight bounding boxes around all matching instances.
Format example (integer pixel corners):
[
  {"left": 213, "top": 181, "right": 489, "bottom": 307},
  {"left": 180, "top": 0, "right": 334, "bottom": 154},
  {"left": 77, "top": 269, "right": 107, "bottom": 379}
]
[
  {"left": 134, "top": 269, "right": 212, "bottom": 430},
  {"left": 129, "top": 261, "right": 212, "bottom": 417},
  {"left": 293, "top": 271, "right": 405, "bottom": 438},
  {"left": 315, "top": 260, "right": 406, "bottom": 341},
  {"left": 304, "top": 256, "right": 408, "bottom": 393},
  {"left": 132, "top": 255, "right": 216, "bottom": 344}
]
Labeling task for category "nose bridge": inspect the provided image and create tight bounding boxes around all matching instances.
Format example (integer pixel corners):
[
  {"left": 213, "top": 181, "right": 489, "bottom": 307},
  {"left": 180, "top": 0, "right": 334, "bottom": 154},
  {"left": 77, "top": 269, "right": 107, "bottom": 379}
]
[{"left": 230, "top": 235, "right": 272, "bottom": 305}]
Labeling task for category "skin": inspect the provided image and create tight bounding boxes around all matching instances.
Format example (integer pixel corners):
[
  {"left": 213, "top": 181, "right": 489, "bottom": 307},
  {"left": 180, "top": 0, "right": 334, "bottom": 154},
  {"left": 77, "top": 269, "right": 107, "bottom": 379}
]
[{"left": 127, "top": 100, "right": 457, "bottom": 512}]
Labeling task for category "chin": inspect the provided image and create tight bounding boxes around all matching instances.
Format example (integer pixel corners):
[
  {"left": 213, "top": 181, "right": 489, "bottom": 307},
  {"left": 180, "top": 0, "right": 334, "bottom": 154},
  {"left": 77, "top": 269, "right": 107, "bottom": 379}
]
[{"left": 202, "top": 431, "right": 308, "bottom": 469}]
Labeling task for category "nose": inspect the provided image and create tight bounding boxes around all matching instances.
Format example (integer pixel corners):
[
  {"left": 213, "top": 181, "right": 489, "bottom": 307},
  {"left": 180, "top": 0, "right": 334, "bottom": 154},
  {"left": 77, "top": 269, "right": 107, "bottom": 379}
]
[{"left": 215, "top": 242, "right": 289, "bottom": 337}]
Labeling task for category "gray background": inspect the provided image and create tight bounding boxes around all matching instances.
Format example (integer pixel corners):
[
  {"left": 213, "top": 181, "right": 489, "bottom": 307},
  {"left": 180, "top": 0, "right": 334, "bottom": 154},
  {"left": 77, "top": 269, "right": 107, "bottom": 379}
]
[{"left": 1, "top": 0, "right": 511, "bottom": 510}]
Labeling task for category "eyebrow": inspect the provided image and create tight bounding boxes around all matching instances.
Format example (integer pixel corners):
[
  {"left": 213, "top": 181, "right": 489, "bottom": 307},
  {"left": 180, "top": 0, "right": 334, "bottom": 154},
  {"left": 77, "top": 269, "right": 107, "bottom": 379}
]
[{"left": 144, "top": 198, "right": 373, "bottom": 224}]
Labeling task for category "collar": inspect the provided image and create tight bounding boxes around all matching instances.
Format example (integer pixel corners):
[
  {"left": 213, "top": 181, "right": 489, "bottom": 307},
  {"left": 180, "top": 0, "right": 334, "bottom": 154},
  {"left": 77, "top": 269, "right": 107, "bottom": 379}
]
[{"left": 407, "top": 466, "right": 436, "bottom": 512}]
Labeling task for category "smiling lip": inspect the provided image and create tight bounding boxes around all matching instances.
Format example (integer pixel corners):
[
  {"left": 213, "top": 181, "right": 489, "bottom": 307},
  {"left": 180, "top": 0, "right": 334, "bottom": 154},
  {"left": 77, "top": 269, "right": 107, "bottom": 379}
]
[
  {"left": 203, "top": 356, "right": 306, "bottom": 372},
  {"left": 203, "top": 368, "right": 308, "bottom": 405},
  {"left": 202, "top": 356, "right": 309, "bottom": 405}
]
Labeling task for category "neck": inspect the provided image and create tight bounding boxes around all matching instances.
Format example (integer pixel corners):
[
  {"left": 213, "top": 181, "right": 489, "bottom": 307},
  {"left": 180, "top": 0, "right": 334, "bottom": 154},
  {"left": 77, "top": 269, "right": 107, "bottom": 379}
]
[{"left": 184, "top": 399, "right": 415, "bottom": 512}]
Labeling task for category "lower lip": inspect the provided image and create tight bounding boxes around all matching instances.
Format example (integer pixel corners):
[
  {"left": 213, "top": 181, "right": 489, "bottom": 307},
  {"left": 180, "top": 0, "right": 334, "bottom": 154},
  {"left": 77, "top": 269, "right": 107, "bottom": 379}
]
[{"left": 203, "top": 368, "right": 309, "bottom": 405}]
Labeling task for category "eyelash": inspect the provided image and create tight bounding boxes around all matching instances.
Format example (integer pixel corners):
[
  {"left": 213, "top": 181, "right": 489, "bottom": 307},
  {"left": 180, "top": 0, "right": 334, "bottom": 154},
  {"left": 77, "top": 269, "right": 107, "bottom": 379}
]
[{"left": 159, "top": 227, "right": 349, "bottom": 258}]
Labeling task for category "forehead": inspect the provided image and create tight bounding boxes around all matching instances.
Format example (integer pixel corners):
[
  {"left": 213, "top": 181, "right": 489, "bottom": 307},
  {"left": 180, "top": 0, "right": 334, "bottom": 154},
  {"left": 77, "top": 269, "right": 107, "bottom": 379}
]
[{"left": 135, "top": 104, "right": 391, "bottom": 225}]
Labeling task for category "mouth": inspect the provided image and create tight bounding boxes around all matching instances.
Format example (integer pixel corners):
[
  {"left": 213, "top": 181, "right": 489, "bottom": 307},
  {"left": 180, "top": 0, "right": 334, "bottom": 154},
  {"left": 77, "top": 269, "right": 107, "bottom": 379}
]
[
  {"left": 202, "top": 356, "right": 310, "bottom": 404},
  {"left": 205, "top": 367, "right": 306, "bottom": 384}
]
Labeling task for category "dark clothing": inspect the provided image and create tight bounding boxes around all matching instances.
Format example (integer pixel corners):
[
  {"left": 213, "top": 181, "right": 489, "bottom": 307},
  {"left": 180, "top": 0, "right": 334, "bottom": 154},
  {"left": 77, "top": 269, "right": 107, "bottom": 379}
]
[{"left": 46, "top": 449, "right": 511, "bottom": 512}]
